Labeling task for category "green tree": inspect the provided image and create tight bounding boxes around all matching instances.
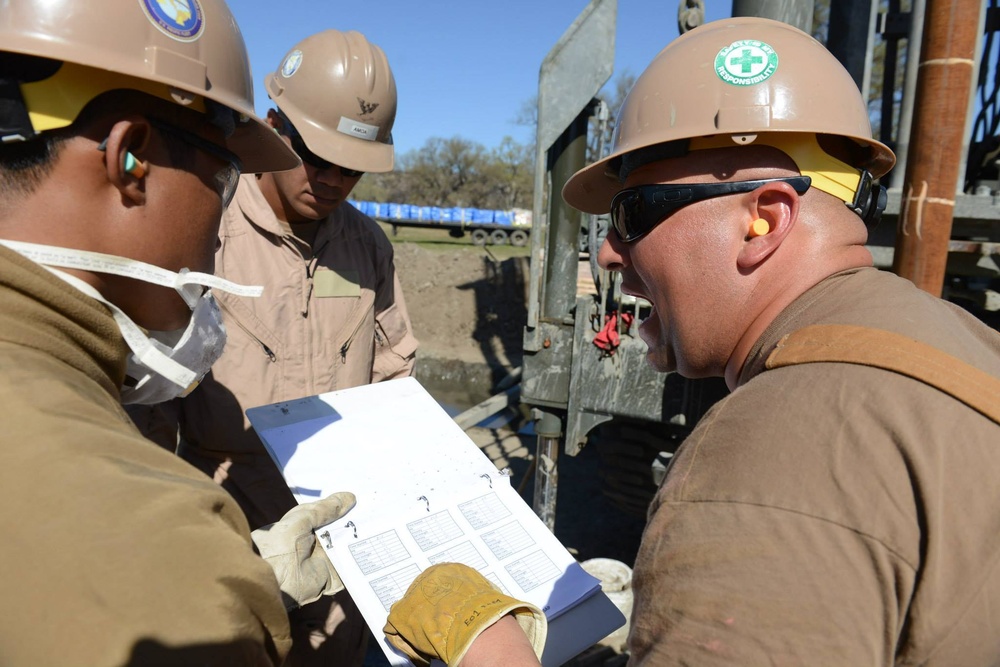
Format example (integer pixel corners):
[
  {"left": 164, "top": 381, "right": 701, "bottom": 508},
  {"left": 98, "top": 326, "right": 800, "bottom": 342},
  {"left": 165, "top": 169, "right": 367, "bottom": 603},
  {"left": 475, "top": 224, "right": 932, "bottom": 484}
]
[
  {"left": 352, "top": 134, "right": 534, "bottom": 209},
  {"left": 351, "top": 169, "right": 402, "bottom": 203},
  {"left": 402, "top": 137, "right": 487, "bottom": 206},
  {"left": 480, "top": 137, "right": 534, "bottom": 209}
]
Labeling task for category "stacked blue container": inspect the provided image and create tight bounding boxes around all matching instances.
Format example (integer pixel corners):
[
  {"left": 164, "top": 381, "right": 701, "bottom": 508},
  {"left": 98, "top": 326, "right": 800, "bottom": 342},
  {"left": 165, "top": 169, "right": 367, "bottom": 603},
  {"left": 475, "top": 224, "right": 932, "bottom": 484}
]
[
  {"left": 351, "top": 201, "right": 523, "bottom": 227},
  {"left": 471, "top": 208, "right": 494, "bottom": 223},
  {"left": 494, "top": 211, "right": 514, "bottom": 225}
]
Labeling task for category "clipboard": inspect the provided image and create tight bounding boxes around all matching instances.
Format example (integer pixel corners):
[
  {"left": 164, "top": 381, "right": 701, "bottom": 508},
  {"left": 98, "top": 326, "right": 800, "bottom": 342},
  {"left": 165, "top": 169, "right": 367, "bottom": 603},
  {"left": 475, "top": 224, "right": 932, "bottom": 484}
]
[{"left": 247, "top": 377, "right": 625, "bottom": 666}]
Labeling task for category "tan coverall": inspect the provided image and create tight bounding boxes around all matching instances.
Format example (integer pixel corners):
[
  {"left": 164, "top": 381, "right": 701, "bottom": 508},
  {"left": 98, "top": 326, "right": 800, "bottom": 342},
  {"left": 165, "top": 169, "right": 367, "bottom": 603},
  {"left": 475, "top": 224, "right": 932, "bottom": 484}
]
[
  {"left": 130, "top": 174, "right": 418, "bottom": 666},
  {"left": 0, "top": 245, "right": 291, "bottom": 666},
  {"left": 630, "top": 267, "right": 1000, "bottom": 665}
]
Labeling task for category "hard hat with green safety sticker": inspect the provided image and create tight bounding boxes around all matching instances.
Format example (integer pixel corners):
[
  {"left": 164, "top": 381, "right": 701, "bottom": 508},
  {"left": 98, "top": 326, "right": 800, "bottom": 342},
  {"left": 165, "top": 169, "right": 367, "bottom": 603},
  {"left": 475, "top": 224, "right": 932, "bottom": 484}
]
[{"left": 563, "top": 16, "right": 896, "bottom": 217}]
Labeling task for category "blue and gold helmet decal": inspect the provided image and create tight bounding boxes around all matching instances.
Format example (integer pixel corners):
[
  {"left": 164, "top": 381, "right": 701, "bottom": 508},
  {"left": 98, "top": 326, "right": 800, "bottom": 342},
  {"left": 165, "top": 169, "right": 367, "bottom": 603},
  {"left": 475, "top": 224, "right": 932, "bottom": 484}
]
[
  {"left": 281, "top": 50, "right": 304, "bottom": 78},
  {"left": 138, "top": 0, "right": 205, "bottom": 42}
]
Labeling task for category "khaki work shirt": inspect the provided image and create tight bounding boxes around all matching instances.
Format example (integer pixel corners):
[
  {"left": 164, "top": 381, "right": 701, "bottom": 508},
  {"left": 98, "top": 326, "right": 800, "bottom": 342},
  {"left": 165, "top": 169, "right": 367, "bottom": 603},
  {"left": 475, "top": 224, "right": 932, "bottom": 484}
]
[
  {"left": 630, "top": 268, "right": 1000, "bottom": 666},
  {"left": 132, "top": 175, "right": 418, "bottom": 528},
  {"left": 0, "top": 246, "right": 291, "bottom": 666}
]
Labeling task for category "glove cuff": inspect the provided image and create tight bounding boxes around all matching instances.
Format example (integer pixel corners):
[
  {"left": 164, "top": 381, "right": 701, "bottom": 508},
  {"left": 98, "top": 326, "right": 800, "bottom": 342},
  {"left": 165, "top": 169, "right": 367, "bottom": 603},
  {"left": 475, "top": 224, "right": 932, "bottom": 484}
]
[
  {"left": 513, "top": 603, "right": 547, "bottom": 660},
  {"left": 449, "top": 594, "right": 547, "bottom": 666}
]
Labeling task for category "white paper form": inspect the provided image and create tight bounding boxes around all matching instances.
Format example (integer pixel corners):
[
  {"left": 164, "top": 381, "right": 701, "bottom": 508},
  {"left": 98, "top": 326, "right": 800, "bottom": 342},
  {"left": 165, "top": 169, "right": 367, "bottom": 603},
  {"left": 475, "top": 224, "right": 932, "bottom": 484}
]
[{"left": 247, "top": 377, "right": 612, "bottom": 667}]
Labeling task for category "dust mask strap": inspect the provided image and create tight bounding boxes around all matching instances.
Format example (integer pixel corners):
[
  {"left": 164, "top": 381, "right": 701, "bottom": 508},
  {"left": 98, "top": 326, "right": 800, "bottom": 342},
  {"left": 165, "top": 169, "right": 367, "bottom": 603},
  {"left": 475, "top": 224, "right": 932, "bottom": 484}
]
[
  {"left": 42, "top": 267, "right": 204, "bottom": 388},
  {"left": 0, "top": 240, "right": 262, "bottom": 392},
  {"left": 0, "top": 240, "right": 262, "bottom": 305}
]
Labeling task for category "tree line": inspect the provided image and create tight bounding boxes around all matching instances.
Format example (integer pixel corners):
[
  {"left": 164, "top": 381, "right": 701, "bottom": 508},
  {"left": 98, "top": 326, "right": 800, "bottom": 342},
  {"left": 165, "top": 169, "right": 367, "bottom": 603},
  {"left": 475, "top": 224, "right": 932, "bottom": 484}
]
[{"left": 351, "top": 136, "right": 535, "bottom": 211}]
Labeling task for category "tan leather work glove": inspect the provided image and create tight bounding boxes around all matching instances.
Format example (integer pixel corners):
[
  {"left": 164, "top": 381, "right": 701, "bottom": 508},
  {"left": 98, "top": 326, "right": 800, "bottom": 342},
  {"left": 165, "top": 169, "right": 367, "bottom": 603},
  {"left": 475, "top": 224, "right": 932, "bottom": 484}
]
[
  {"left": 383, "top": 562, "right": 547, "bottom": 666},
  {"left": 251, "top": 492, "right": 356, "bottom": 611}
]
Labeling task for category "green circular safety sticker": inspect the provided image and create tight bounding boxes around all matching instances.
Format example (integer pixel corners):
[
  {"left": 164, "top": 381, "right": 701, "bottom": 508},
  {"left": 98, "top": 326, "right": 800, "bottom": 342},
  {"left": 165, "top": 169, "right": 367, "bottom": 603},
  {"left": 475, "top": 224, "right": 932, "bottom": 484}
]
[{"left": 715, "top": 40, "right": 778, "bottom": 86}]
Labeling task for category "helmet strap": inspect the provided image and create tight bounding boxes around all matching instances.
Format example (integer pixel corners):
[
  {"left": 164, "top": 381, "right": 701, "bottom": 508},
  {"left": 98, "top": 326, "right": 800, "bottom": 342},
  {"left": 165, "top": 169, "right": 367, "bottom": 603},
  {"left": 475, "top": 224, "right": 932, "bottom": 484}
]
[
  {"left": 0, "top": 53, "right": 61, "bottom": 143},
  {"left": 848, "top": 169, "right": 888, "bottom": 229},
  {"left": 0, "top": 76, "right": 35, "bottom": 142}
]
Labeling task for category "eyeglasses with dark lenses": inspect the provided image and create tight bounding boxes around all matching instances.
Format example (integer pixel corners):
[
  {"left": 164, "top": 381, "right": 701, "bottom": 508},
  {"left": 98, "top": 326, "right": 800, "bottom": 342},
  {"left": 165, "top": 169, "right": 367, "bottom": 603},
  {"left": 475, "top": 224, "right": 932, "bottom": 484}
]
[
  {"left": 277, "top": 112, "right": 365, "bottom": 178},
  {"left": 610, "top": 176, "right": 813, "bottom": 243},
  {"left": 147, "top": 117, "right": 243, "bottom": 208}
]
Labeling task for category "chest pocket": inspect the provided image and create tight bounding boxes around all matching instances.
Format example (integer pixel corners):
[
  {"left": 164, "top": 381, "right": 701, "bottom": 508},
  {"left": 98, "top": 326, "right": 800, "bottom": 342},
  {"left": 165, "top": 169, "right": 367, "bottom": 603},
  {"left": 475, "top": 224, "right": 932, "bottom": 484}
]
[
  {"left": 314, "top": 268, "right": 360, "bottom": 298},
  {"left": 217, "top": 292, "right": 281, "bottom": 358}
]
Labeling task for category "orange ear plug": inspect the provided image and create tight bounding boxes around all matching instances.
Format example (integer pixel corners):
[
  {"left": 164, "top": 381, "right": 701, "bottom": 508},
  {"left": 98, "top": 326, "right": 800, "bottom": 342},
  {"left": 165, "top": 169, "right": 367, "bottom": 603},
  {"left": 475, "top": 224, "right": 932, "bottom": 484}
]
[{"left": 748, "top": 218, "right": 769, "bottom": 238}]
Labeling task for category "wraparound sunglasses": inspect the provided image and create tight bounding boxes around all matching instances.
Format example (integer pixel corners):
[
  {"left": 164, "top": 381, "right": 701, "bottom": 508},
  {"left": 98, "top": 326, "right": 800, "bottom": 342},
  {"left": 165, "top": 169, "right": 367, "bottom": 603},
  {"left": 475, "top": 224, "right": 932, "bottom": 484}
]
[{"left": 610, "top": 176, "right": 812, "bottom": 243}]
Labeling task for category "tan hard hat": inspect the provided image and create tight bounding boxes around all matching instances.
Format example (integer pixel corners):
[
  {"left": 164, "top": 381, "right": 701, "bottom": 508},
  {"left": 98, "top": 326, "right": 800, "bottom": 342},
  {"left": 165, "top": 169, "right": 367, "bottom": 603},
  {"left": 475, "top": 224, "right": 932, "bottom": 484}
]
[
  {"left": 564, "top": 16, "right": 896, "bottom": 214},
  {"left": 265, "top": 29, "right": 396, "bottom": 174},
  {"left": 0, "top": 0, "right": 298, "bottom": 174}
]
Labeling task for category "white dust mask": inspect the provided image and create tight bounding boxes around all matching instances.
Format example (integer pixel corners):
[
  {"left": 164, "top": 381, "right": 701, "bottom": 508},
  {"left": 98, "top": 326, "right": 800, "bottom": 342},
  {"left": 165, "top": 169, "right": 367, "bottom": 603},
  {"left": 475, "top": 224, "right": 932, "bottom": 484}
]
[
  {"left": 0, "top": 240, "right": 263, "bottom": 404},
  {"left": 118, "top": 287, "right": 227, "bottom": 405}
]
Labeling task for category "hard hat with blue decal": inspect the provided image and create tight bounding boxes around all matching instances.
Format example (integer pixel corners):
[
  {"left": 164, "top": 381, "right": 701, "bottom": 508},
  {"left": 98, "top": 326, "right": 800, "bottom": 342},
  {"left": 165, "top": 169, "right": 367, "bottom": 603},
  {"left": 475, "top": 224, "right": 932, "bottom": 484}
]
[
  {"left": 0, "top": 0, "right": 299, "bottom": 174},
  {"left": 265, "top": 29, "right": 397, "bottom": 174}
]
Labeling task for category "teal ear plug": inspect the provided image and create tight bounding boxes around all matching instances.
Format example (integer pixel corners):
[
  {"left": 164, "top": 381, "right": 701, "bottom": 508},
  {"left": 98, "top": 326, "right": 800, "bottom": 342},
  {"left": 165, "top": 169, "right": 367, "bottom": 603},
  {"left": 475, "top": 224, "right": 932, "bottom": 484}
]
[{"left": 124, "top": 151, "right": 145, "bottom": 178}]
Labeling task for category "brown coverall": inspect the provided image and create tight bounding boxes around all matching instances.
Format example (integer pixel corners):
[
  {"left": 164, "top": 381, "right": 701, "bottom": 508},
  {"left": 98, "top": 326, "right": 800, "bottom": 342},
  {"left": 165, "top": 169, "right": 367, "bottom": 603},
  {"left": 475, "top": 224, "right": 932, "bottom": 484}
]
[
  {"left": 0, "top": 246, "right": 291, "bottom": 666},
  {"left": 630, "top": 267, "right": 1000, "bottom": 665}
]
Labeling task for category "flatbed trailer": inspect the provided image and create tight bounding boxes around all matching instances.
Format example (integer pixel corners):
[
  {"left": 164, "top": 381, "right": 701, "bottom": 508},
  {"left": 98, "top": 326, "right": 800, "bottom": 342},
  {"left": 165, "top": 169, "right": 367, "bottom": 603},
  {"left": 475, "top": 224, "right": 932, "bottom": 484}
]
[
  {"left": 351, "top": 200, "right": 532, "bottom": 246},
  {"left": 377, "top": 217, "right": 531, "bottom": 246}
]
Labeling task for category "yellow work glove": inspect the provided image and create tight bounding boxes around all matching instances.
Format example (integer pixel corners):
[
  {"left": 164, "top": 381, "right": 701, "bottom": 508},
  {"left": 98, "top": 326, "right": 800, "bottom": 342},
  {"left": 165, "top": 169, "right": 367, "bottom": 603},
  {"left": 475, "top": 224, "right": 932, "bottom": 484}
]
[
  {"left": 384, "top": 562, "right": 547, "bottom": 666},
  {"left": 250, "top": 492, "right": 356, "bottom": 611}
]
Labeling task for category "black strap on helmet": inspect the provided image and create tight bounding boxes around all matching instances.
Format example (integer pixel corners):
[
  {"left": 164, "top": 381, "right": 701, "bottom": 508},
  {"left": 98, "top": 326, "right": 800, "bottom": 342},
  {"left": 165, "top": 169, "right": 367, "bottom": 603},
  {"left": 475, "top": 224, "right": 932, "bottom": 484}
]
[
  {"left": 848, "top": 169, "right": 888, "bottom": 228},
  {"left": 0, "top": 76, "right": 35, "bottom": 143},
  {"left": 0, "top": 53, "right": 62, "bottom": 143}
]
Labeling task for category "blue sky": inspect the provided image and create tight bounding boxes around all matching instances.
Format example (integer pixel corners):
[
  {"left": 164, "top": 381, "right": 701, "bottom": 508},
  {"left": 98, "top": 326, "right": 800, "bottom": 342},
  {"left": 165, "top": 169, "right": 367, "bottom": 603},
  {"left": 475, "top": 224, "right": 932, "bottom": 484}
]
[{"left": 230, "top": 1, "right": 730, "bottom": 157}]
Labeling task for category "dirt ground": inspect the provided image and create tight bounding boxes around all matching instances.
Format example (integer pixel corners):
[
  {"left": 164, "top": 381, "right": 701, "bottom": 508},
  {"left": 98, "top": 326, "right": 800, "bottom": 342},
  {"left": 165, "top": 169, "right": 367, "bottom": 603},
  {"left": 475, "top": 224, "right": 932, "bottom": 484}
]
[{"left": 391, "top": 235, "right": 530, "bottom": 370}]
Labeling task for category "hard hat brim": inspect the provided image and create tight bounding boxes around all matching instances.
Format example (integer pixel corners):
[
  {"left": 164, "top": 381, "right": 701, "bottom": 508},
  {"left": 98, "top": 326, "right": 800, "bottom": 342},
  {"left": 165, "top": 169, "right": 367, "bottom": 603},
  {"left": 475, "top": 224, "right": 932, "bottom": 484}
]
[
  {"left": 293, "top": 110, "right": 394, "bottom": 174},
  {"left": 228, "top": 118, "right": 301, "bottom": 174},
  {"left": 563, "top": 131, "right": 894, "bottom": 215},
  {"left": 268, "top": 79, "right": 395, "bottom": 174}
]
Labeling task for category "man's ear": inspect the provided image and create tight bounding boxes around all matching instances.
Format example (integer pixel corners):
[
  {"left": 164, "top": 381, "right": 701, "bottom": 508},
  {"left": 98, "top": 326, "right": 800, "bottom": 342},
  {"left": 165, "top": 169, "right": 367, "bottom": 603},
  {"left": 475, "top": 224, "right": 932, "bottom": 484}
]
[
  {"left": 737, "top": 181, "right": 800, "bottom": 270},
  {"left": 102, "top": 118, "right": 151, "bottom": 207}
]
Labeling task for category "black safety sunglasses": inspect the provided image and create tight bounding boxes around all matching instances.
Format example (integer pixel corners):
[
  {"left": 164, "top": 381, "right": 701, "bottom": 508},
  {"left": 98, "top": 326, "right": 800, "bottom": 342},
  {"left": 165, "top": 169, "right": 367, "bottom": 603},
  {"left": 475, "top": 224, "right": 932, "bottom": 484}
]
[
  {"left": 275, "top": 110, "right": 364, "bottom": 178},
  {"left": 610, "top": 176, "right": 812, "bottom": 243}
]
